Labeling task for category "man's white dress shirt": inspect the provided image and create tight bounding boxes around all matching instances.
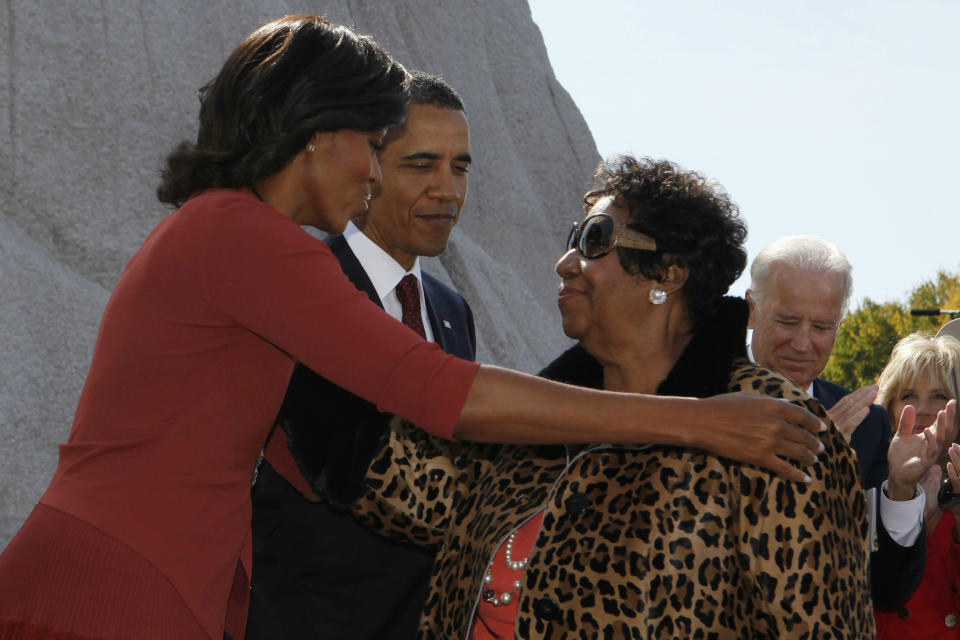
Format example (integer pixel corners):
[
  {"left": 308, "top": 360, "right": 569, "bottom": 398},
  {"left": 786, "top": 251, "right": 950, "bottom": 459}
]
[{"left": 343, "top": 221, "right": 435, "bottom": 343}]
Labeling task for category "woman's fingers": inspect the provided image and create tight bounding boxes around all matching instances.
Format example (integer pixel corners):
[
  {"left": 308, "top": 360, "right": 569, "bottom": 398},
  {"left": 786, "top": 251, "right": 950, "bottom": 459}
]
[
  {"left": 701, "top": 394, "right": 825, "bottom": 480},
  {"left": 780, "top": 400, "right": 828, "bottom": 437},
  {"left": 746, "top": 404, "right": 824, "bottom": 480},
  {"left": 931, "top": 403, "right": 954, "bottom": 449},
  {"left": 782, "top": 420, "right": 825, "bottom": 462},
  {"left": 749, "top": 399, "right": 837, "bottom": 482},
  {"left": 928, "top": 402, "right": 959, "bottom": 464},
  {"left": 771, "top": 435, "right": 820, "bottom": 467},
  {"left": 943, "top": 400, "right": 959, "bottom": 442},
  {"left": 895, "top": 404, "right": 916, "bottom": 437},
  {"left": 948, "top": 444, "right": 960, "bottom": 491}
]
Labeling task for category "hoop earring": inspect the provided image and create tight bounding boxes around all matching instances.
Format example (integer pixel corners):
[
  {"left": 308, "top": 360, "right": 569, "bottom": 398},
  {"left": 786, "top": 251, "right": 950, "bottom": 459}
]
[
  {"left": 648, "top": 288, "right": 667, "bottom": 305},
  {"left": 307, "top": 144, "right": 316, "bottom": 153}
]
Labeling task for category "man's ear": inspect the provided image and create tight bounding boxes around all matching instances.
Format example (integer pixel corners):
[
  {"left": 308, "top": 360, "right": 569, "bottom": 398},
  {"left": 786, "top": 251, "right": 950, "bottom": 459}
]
[{"left": 745, "top": 290, "right": 758, "bottom": 330}]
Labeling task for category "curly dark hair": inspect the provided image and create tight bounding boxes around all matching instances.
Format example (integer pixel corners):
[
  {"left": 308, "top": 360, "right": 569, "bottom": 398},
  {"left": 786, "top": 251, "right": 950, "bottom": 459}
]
[
  {"left": 584, "top": 155, "right": 747, "bottom": 328},
  {"left": 157, "top": 15, "right": 409, "bottom": 207}
]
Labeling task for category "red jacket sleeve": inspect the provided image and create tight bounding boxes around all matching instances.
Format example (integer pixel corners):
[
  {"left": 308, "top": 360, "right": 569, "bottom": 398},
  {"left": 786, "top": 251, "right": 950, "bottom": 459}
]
[{"left": 201, "top": 194, "right": 478, "bottom": 440}]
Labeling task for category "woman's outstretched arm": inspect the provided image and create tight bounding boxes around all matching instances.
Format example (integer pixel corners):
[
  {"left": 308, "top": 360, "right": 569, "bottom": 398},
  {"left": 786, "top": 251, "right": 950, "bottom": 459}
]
[
  {"left": 202, "top": 198, "right": 823, "bottom": 482},
  {"left": 455, "top": 365, "right": 826, "bottom": 483}
]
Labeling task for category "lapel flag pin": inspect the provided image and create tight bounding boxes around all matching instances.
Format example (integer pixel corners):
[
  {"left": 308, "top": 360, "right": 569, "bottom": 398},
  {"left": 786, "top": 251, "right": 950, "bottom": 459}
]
[{"left": 443, "top": 320, "right": 452, "bottom": 329}]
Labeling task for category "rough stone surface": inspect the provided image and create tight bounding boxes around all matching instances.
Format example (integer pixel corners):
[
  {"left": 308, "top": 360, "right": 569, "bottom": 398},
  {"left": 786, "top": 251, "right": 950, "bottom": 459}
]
[{"left": 0, "top": 1, "right": 599, "bottom": 547}]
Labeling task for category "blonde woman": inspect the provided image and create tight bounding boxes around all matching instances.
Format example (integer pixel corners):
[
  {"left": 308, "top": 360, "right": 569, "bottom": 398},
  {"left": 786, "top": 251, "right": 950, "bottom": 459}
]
[{"left": 875, "top": 333, "right": 960, "bottom": 639}]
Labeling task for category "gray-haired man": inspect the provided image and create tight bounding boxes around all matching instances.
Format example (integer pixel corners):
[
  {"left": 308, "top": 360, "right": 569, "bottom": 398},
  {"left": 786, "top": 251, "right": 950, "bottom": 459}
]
[{"left": 747, "top": 234, "right": 932, "bottom": 610}]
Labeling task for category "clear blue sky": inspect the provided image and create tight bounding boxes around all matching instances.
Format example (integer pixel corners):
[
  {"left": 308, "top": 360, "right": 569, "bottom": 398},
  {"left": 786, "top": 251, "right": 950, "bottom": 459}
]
[{"left": 529, "top": 0, "right": 959, "bottom": 308}]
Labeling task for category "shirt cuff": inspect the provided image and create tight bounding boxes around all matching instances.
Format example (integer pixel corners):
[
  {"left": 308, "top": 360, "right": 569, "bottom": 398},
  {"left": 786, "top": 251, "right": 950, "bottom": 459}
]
[{"left": 880, "top": 479, "right": 925, "bottom": 547}]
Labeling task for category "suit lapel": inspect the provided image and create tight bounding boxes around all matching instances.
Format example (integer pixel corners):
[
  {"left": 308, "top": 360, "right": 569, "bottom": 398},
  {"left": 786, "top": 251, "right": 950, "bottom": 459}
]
[
  {"left": 812, "top": 379, "right": 838, "bottom": 409},
  {"left": 324, "top": 235, "right": 383, "bottom": 308},
  {"left": 421, "top": 276, "right": 449, "bottom": 351}
]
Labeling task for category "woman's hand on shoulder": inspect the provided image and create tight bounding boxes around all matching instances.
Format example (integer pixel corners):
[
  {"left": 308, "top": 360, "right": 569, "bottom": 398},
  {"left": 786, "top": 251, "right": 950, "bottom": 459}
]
[{"left": 695, "top": 393, "right": 827, "bottom": 483}]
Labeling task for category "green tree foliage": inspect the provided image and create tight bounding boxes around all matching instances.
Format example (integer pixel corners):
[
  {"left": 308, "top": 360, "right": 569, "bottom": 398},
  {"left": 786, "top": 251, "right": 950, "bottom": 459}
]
[{"left": 823, "top": 270, "right": 960, "bottom": 390}]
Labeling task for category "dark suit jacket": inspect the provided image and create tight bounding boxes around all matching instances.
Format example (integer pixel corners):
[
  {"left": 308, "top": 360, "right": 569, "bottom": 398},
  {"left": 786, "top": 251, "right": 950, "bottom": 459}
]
[
  {"left": 246, "top": 234, "right": 476, "bottom": 640},
  {"left": 814, "top": 378, "right": 890, "bottom": 490},
  {"left": 813, "top": 377, "right": 925, "bottom": 611}
]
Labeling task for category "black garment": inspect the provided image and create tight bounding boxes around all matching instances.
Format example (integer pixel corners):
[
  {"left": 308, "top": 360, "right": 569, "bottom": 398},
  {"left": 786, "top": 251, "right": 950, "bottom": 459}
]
[
  {"left": 813, "top": 378, "right": 926, "bottom": 611},
  {"left": 246, "top": 234, "right": 476, "bottom": 640},
  {"left": 540, "top": 297, "right": 748, "bottom": 398}
]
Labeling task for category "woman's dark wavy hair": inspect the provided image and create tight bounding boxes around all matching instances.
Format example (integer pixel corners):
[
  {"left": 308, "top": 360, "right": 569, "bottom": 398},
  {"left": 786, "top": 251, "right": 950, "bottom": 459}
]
[
  {"left": 157, "top": 15, "right": 409, "bottom": 207},
  {"left": 584, "top": 155, "right": 747, "bottom": 328}
]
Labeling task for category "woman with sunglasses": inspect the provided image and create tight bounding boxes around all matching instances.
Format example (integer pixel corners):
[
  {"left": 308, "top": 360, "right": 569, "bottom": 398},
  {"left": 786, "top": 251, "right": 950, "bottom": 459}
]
[
  {"left": 0, "top": 17, "right": 828, "bottom": 640},
  {"left": 336, "top": 156, "right": 876, "bottom": 638},
  {"left": 874, "top": 331, "right": 960, "bottom": 640}
]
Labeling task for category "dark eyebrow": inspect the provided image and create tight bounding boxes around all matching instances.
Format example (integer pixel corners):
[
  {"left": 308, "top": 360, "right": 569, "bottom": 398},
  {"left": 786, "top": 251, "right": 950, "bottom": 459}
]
[
  {"left": 401, "top": 152, "right": 440, "bottom": 161},
  {"left": 400, "top": 151, "right": 472, "bottom": 164}
]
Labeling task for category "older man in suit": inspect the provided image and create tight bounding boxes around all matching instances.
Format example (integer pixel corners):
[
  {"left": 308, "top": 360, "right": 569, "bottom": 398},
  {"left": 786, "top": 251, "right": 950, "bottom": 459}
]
[
  {"left": 246, "top": 72, "right": 476, "bottom": 639},
  {"left": 746, "top": 234, "right": 928, "bottom": 610}
]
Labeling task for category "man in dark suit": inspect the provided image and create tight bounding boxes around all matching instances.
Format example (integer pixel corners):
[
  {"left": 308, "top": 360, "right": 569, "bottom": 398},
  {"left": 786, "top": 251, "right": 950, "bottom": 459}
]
[
  {"left": 813, "top": 377, "right": 891, "bottom": 490},
  {"left": 746, "top": 234, "right": 927, "bottom": 611},
  {"left": 246, "top": 72, "right": 475, "bottom": 639}
]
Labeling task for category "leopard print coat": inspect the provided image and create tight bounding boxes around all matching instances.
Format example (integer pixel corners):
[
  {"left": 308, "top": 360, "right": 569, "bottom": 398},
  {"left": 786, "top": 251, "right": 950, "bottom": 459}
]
[{"left": 353, "top": 300, "right": 873, "bottom": 639}]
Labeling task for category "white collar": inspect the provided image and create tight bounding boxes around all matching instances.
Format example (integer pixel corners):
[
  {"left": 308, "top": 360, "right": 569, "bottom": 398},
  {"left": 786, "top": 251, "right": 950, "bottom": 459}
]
[{"left": 343, "top": 221, "right": 424, "bottom": 302}]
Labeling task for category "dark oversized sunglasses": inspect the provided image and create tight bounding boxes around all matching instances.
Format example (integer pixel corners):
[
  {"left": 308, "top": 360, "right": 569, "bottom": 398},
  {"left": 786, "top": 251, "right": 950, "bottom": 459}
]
[{"left": 566, "top": 213, "right": 657, "bottom": 259}]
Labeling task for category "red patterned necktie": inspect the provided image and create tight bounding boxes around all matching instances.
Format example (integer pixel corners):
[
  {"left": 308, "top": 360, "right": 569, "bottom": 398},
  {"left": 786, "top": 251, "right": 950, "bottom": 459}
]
[{"left": 395, "top": 274, "right": 427, "bottom": 339}]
